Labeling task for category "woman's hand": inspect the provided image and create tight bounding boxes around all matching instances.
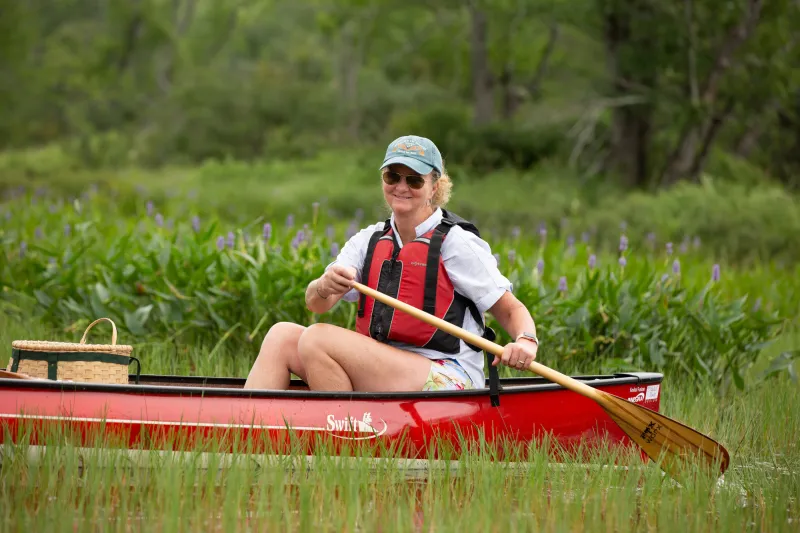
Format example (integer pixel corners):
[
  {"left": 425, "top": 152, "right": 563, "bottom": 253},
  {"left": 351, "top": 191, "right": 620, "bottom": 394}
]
[
  {"left": 492, "top": 338, "right": 538, "bottom": 370},
  {"left": 316, "top": 265, "right": 356, "bottom": 298}
]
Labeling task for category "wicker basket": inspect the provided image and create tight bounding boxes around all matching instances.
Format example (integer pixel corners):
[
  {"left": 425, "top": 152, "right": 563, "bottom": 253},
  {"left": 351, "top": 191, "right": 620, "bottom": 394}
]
[{"left": 9, "top": 318, "right": 140, "bottom": 384}]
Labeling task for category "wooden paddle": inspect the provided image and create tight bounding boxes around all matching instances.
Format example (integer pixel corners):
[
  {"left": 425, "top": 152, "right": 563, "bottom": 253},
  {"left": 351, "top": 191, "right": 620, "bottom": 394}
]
[{"left": 352, "top": 281, "right": 731, "bottom": 478}]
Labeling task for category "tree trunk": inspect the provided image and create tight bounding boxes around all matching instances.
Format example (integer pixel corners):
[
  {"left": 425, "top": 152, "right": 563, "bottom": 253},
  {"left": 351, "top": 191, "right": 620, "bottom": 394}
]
[
  {"left": 689, "top": 100, "right": 736, "bottom": 179},
  {"left": 527, "top": 22, "right": 559, "bottom": 102},
  {"left": 469, "top": 3, "right": 493, "bottom": 126},
  {"left": 602, "top": 2, "right": 654, "bottom": 187},
  {"left": 661, "top": 0, "right": 763, "bottom": 184}
]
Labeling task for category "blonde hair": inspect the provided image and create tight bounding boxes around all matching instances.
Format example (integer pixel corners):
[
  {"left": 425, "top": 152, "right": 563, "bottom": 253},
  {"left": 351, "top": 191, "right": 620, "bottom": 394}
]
[{"left": 431, "top": 169, "right": 452, "bottom": 208}]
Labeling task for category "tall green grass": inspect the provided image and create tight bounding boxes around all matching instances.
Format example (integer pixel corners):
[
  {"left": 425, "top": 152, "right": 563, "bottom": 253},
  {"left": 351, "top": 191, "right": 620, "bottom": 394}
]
[{"left": 1, "top": 377, "right": 797, "bottom": 532}]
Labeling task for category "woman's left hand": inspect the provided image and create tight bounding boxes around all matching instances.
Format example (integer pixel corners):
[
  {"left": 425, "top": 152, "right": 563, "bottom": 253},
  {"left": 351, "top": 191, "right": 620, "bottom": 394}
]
[{"left": 492, "top": 339, "right": 538, "bottom": 370}]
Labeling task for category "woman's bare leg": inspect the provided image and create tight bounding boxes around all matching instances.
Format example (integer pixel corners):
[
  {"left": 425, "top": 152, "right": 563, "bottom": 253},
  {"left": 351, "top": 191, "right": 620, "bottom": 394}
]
[
  {"left": 243, "top": 322, "right": 308, "bottom": 390},
  {"left": 297, "top": 323, "right": 432, "bottom": 392}
]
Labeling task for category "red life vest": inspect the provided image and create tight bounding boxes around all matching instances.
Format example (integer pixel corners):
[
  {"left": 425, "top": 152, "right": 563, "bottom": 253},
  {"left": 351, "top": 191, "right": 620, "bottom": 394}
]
[{"left": 355, "top": 210, "right": 487, "bottom": 354}]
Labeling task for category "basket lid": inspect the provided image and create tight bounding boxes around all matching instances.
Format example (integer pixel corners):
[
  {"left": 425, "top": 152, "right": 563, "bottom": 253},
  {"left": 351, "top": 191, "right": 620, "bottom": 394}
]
[{"left": 12, "top": 318, "right": 133, "bottom": 355}]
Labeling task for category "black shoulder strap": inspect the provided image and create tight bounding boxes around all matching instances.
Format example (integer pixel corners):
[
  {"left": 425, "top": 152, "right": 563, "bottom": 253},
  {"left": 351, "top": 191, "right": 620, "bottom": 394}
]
[
  {"left": 440, "top": 208, "right": 480, "bottom": 237},
  {"left": 358, "top": 220, "right": 392, "bottom": 318},
  {"left": 422, "top": 221, "right": 450, "bottom": 316}
]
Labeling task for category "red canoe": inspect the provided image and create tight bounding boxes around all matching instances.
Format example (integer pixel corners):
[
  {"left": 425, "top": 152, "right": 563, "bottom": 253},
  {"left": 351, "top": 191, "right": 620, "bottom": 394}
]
[{"left": 0, "top": 372, "right": 663, "bottom": 460}]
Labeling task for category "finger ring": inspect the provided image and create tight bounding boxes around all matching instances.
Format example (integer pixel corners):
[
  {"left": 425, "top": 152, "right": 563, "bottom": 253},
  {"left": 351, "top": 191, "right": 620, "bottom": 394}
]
[{"left": 516, "top": 360, "right": 524, "bottom": 367}]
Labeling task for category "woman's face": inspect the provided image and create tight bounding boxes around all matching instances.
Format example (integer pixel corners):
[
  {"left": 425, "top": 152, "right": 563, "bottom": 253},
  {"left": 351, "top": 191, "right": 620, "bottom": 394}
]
[{"left": 381, "top": 164, "right": 438, "bottom": 217}]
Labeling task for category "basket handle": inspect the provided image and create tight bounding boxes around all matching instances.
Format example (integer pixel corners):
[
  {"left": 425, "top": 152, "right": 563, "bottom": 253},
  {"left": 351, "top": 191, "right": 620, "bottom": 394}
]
[{"left": 80, "top": 318, "right": 118, "bottom": 345}]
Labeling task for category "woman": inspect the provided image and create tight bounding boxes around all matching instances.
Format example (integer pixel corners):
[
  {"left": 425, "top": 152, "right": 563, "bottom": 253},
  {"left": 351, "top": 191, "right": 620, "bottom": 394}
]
[{"left": 244, "top": 135, "right": 539, "bottom": 392}]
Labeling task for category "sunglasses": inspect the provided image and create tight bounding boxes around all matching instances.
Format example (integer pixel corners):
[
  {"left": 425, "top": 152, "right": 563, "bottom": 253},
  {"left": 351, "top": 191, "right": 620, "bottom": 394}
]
[{"left": 381, "top": 171, "right": 427, "bottom": 189}]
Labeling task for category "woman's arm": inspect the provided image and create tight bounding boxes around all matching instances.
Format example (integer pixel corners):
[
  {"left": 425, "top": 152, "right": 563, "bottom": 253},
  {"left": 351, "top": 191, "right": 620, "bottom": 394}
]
[
  {"left": 305, "top": 265, "right": 357, "bottom": 314},
  {"left": 488, "top": 291, "right": 537, "bottom": 339},
  {"left": 487, "top": 290, "right": 539, "bottom": 368}
]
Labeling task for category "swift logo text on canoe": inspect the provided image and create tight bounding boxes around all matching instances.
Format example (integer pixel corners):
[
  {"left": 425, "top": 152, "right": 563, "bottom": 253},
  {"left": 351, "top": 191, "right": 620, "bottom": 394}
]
[
  {"left": 627, "top": 392, "right": 646, "bottom": 403},
  {"left": 325, "top": 412, "right": 388, "bottom": 440}
]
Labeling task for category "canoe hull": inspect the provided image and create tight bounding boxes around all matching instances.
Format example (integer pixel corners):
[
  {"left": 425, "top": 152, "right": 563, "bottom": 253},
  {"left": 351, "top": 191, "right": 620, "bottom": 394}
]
[{"left": 0, "top": 373, "right": 663, "bottom": 461}]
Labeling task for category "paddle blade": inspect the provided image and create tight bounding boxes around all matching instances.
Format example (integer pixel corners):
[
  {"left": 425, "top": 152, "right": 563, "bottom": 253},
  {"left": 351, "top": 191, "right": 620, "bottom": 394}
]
[{"left": 600, "top": 392, "right": 730, "bottom": 478}]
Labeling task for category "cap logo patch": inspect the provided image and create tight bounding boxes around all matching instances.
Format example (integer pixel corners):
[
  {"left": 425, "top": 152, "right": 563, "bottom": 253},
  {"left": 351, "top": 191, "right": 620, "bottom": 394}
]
[{"left": 391, "top": 141, "right": 426, "bottom": 157}]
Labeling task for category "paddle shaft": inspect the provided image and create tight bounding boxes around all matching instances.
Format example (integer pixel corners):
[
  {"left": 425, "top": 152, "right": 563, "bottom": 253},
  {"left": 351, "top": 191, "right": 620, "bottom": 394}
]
[{"left": 352, "top": 282, "right": 604, "bottom": 404}]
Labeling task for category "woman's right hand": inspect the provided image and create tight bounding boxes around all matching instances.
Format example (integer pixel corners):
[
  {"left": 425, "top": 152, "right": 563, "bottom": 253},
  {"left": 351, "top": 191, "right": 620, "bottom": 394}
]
[{"left": 316, "top": 265, "right": 356, "bottom": 298}]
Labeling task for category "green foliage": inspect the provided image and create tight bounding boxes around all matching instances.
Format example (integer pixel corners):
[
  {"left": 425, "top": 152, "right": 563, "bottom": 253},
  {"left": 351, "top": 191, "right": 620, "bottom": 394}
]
[
  {"left": 391, "top": 104, "right": 566, "bottom": 172},
  {"left": 1, "top": 184, "right": 795, "bottom": 390},
  {"left": 585, "top": 178, "right": 800, "bottom": 263}
]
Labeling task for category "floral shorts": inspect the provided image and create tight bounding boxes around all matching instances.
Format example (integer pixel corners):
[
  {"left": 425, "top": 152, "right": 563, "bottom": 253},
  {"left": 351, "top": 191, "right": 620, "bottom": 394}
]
[{"left": 422, "top": 358, "right": 475, "bottom": 391}]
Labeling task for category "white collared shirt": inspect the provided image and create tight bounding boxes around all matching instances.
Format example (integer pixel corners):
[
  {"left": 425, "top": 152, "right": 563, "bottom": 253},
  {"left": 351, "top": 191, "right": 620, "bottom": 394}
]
[{"left": 325, "top": 208, "right": 513, "bottom": 387}]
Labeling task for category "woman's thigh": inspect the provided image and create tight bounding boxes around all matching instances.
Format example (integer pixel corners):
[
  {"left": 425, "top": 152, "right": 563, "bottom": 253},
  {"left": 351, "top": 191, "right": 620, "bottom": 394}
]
[{"left": 298, "top": 323, "right": 432, "bottom": 392}]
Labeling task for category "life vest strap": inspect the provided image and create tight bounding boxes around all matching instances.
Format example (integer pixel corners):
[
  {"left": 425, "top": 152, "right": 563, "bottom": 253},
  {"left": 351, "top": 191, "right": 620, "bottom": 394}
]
[{"left": 358, "top": 220, "right": 392, "bottom": 318}]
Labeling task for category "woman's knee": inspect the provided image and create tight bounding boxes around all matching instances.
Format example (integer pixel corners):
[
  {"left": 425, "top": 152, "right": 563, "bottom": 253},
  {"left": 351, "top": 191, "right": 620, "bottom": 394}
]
[
  {"left": 260, "top": 322, "right": 304, "bottom": 353},
  {"left": 297, "top": 323, "right": 336, "bottom": 362}
]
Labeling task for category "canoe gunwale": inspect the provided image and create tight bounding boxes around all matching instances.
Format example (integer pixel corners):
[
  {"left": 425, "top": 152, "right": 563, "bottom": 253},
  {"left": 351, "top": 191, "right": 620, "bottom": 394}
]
[{"left": 0, "top": 372, "right": 663, "bottom": 401}]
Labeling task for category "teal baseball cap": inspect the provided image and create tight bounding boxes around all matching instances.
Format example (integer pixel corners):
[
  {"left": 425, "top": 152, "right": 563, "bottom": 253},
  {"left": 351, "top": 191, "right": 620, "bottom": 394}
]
[{"left": 380, "top": 135, "right": 443, "bottom": 175}]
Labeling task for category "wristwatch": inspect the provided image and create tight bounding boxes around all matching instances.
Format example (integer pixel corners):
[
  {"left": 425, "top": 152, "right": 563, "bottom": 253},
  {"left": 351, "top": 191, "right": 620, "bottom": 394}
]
[{"left": 515, "top": 332, "right": 539, "bottom": 345}]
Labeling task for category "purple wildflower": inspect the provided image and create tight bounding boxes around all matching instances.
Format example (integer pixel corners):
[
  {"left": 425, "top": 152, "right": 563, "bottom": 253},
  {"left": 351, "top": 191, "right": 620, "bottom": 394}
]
[
  {"left": 493, "top": 253, "right": 501, "bottom": 264},
  {"left": 581, "top": 231, "right": 590, "bottom": 243},
  {"left": 35, "top": 226, "right": 43, "bottom": 239},
  {"left": 64, "top": 224, "right": 71, "bottom": 237},
  {"left": 538, "top": 224, "right": 547, "bottom": 241},
  {"left": 326, "top": 225, "right": 335, "bottom": 240},
  {"left": 508, "top": 249, "right": 516, "bottom": 264},
  {"left": 285, "top": 214, "right": 295, "bottom": 228},
  {"left": 511, "top": 226, "right": 521, "bottom": 239},
  {"left": 661, "top": 273, "right": 669, "bottom": 283},
  {"left": 49, "top": 257, "right": 56, "bottom": 266},
  {"left": 49, "top": 203, "right": 59, "bottom": 214},
  {"left": 647, "top": 232, "right": 656, "bottom": 245},
  {"left": 672, "top": 259, "right": 681, "bottom": 275},
  {"left": 666, "top": 242, "right": 673, "bottom": 255},
  {"left": 262, "top": 223, "right": 272, "bottom": 241},
  {"left": 693, "top": 236, "right": 701, "bottom": 250},
  {"left": 619, "top": 235, "right": 628, "bottom": 252},
  {"left": 330, "top": 242, "right": 340, "bottom": 257},
  {"left": 620, "top": 221, "right": 627, "bottom": 231},
  {"left": 291, "top": 231, "right": 304, "bottom": 249},
  {"left": 227, "top": 231, "right": 235, "bottom": 249},
  {"left": 20, "top": 241, "right": 27, "bottom": 258},
  {"left": 567, "top": 235, "right": 575, "bottom": 248},
  {"left": 155, "top": 214, "right": 164, "bottom": 227},
  {"left": 146, "top": 201, "right": 154, "bottom": 217},
  {"left": 536, "top": 259, "right": 545, "bottom": 276},
  {"left": 355, "top": 208, "right": 364, "bottom": 221},
  {"left": 588, "top": 254, "right": 596, "bottom": 269},
  {"left": 711, "top": 264, "right": 720, "bottom": 282},
  {"left": 192, "top": 216, "right": 201, "bottom": 233},
  {"left": 216, "top": 236, "right": 225, "bottom": 251},
  {"left": 558, "top": 276, "right": 568, "bottom": 293},
  {"left": 618, "top": 256, "right": 627, "bottom": 268},
  {"left": 680, "top": 239, "right": 689, "bottom": 254}
]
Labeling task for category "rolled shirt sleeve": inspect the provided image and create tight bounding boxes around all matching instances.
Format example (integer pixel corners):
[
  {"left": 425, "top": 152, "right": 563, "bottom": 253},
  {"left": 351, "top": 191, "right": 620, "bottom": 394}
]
[{"left": 441, "top": 226, "right": 513, "bottom": 314}]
